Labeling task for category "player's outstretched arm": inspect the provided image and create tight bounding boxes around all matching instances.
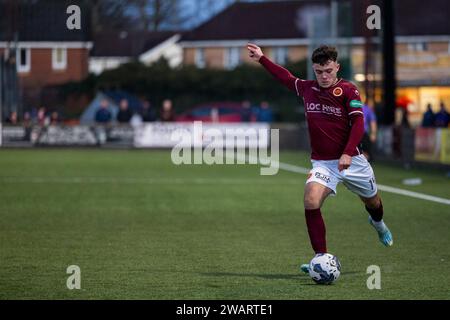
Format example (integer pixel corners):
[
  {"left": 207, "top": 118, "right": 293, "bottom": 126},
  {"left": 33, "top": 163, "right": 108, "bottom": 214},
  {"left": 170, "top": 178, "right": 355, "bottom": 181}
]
[
  {"left": 338, "top": 114, "right": 365, "bottom": 171},
  {"left": 247, "top": 43, "right": 264, "bottom": 61},
  {"left": 247, "top": 43, "right": 298, "bottom": 93}
]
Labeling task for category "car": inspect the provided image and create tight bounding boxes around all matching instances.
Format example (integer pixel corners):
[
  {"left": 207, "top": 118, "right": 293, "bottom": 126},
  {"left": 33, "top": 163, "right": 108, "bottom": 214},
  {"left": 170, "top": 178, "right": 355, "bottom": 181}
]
[{"left": 175, "top": 102, "right": 245, "bottom": 123}]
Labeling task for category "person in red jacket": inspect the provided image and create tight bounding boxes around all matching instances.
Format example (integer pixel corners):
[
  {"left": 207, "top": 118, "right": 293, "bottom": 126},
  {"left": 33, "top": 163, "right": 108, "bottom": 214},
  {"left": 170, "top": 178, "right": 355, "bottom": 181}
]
[{"left": 247, "top": 43, "right": 393, "bottom": 274}]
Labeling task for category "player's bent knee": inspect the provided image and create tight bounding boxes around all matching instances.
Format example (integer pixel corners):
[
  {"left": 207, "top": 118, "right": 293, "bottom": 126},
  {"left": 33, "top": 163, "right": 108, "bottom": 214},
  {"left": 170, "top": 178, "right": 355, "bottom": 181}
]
[
  {"left": 304, "top": 195, "right": 322, "bottom": 210},
  {"left": 361, "top": 194, "right": 381, "bottom": 209}
]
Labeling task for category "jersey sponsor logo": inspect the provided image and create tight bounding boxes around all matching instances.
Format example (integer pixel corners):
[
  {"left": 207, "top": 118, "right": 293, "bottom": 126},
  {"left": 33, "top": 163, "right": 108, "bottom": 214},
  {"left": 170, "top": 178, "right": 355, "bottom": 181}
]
[
  {"left": 306, "top": 103, "right": 342, "bottom": 117},
  {"left": 350, "top": 100, "right": 363, "bottom": 108},
  {"left": 315, "top": 172, "right": 331, "bottom": 183},
  {"left": 333, "top": 87, "right": 343, "bottom": 97}
]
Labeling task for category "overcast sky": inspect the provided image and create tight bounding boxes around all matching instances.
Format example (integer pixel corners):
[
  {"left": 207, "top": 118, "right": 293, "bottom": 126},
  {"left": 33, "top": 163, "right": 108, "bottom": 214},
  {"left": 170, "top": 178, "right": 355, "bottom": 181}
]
[{"left": 180, "top": 0, "right": 235, "bottom": 29}]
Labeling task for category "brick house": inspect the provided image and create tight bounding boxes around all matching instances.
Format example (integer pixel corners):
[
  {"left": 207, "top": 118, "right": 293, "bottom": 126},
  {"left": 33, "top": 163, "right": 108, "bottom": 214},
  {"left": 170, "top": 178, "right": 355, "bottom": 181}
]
[
  {"left": 0, "top": 0, "right": 92, "bottom": 109},
  {"left": 180, "top": 0, "right": 450, "bottom": 124}
]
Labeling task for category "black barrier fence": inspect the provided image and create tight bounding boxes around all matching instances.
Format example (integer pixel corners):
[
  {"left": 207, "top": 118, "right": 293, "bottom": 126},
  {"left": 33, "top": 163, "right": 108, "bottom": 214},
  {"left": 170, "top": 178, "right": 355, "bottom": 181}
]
[
  {"left": 0, "top": 53, "right": 20, "bottom": 123},
  {"left": 1, "top": 123, "right": 270, "bottom": 149},
  {"left": 1, "top": 123, "right": 449, "bottom": 168},
  {"left": 1, "top": 125, "right": 134, "bottom": 147}
]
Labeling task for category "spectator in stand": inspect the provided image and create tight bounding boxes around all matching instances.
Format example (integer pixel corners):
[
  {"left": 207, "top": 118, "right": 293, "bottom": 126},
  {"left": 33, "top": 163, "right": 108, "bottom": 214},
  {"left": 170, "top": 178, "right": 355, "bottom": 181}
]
[
  {"left": 95, "top": 99, "right": 112, "bottom": 124},
  {"left": 5, "top": 111, "right": 18, "bottom": 125},
  {"left": 434, "top": 102, "right": 450, "bottom": 128},
  {"left": 160, "top": 99, "right": 175, "bottom": 122},
  {"left": 130, "top": 112, "right": 143, "bottom": 127},
  {"left": 396, "top": 96, "right": 411, "bottom": 128},
  {"left": 23, "top": 111, "right": 32, "bottom": 140},
  {"left": 23, "top": 112, "right": 32, "bottom": 127},
  {"left": 50, "top": 111, "right": 60, "bottom": 125},
  {"left": 37, "top": 107, "right": 49, "bottom": 126},
  {"left": 211, "top": 107, "right": 219, "bottom": 123},
  {"left": 421, "top": 104, "right": 435, "bottom": 128},
  {"left": 241, "top": 100, "right": 253, "bottom": 122},
  {"left": 116, "top": 99, "right": 133, "bottom": 123},
  {"left": 255, "top": 101, "right": 274, "bottom": 123},
  {"left": 141, "top": 100, "right": 156, "bottom": 122},
  {"left": 29, "top": 107, "right": 38, "bottom": 123}
]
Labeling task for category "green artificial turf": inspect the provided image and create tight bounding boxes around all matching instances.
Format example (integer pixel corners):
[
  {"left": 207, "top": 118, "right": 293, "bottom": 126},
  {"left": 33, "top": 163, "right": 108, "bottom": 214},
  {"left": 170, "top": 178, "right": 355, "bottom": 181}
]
[{"left": 0, "top": 149, "right": 449, "bottom": 299}]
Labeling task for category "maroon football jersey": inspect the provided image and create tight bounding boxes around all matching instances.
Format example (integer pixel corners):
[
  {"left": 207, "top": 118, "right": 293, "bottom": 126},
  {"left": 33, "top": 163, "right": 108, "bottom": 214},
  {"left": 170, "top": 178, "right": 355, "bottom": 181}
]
[
  {"left": 295, "top": 79, "right": 364, "bottom": 160},
  {"left": 259, "top": 56, "right": 364, "bottom": 160}
]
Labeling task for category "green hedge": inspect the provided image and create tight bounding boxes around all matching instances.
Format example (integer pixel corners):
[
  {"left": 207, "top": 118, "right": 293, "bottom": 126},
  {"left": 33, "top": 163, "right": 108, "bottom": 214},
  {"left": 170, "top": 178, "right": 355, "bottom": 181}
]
[{"left": 60, "top": 57, "right": 351, "bottom": 121}]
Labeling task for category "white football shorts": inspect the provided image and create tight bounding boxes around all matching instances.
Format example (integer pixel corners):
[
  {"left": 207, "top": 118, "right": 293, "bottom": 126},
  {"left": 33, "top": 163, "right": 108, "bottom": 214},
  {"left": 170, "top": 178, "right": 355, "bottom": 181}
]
[{"left": 306, "top": 155, "right": 378, "bottom": 198}]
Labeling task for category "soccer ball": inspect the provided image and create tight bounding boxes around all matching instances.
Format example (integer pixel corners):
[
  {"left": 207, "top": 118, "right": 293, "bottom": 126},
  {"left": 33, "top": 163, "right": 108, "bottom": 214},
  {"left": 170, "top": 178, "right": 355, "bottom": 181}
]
[{"left": 308, "top": 253, "right": 341, "bottom": 285}]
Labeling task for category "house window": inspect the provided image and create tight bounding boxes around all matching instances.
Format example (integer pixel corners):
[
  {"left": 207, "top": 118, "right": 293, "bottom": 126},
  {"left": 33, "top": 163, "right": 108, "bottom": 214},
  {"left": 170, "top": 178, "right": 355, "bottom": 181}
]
[
  {"left": 408, "top": 42, "right": 427, "bottom": 52},
  {"left": 195, "top": 48, "right": 206, "bottom": 68},
  {"left": 225, "top": 47, "right": 240, "bottom": 69},
  {"left": 52, "top": 47, "right": 67, "bottom": 70},
  {"left": 274, "top": 47, "right": 288, "bottom": 65},
  {"left": 16, "top": 47, "right": 30, "bottom": 73}
]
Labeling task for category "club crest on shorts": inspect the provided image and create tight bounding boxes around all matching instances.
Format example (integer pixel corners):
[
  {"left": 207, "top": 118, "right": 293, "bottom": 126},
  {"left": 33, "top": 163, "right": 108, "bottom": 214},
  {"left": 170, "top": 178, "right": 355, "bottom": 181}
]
[{"left": 333, "top": 87, "right": 343, "bottom": 97}]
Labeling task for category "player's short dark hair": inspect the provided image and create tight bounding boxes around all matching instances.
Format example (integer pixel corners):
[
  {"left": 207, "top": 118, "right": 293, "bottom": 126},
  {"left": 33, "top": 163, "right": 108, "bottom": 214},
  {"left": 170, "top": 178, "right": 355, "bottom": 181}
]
[{"left": 312, "top": 45, "right": 338, "bottom": 65}]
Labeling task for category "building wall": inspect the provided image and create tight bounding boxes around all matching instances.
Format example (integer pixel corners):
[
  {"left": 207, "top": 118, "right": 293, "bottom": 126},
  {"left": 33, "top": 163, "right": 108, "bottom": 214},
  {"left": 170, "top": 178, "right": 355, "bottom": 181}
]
[
  {"left": 19, "top": 48, "right": 89, "bottom": 88},
  {"left": 204, "top": 48, "right": 225, "bottom": 68},
  {"left": 183, "top": 41, "right": 450, "bottom": 70},
  {"left": 287, "top": 46, "right": 308, "bottom": 62},
  {"left": 184, "top": 46, "right": 295, "bottom": 68},
  {"left": 397, "top": 44, "right": 450, "bottom": 82},
  {"left": 181, "top": 40, "right": 450, "bottom": 128},
  {"left": 427, "top": 42, "right": 449, "bottom": 52},
  {"left": 183, "top": 48, "right": 196, "bottom": 65},
  {"left": 240, "top": 47, "right": 253, "bottom": 64}
]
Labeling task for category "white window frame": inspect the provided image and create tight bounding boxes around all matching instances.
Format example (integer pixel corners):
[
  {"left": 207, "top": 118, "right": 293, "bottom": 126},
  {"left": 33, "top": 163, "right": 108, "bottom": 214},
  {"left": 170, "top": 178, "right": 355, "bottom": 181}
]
[
  {"left": 417, "top": 42, "right": 426, "bottom": 51},
  {"left": 52, "top": 47, "right": 67, "bottom": 70},
  {"left": 408, "top": 42, "right": 427, "bottom": 52},
  {"left": 195, "top": 48, "right": 206, "bottom": 69},
  {"left": 274, "top": 47, "right": 288, "bottom": 65},
  {"left": 16, "top": 47, "right": 31, "bottom": 73},
  {"left": 225, "top": 47, "right": 240, "bottom": 70}
]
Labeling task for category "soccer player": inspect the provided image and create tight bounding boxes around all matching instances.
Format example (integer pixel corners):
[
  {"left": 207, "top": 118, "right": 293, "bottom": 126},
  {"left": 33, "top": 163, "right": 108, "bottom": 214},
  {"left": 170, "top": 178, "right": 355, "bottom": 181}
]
[{"left": 246, "top": 43, "right": 393, "bottom": 273}]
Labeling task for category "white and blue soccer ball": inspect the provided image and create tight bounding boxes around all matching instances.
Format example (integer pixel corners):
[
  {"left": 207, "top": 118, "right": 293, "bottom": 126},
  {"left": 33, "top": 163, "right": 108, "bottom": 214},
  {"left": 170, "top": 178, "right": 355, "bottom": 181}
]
[{"left": 309, "top": 253, "right": 341, "bottom": 285}]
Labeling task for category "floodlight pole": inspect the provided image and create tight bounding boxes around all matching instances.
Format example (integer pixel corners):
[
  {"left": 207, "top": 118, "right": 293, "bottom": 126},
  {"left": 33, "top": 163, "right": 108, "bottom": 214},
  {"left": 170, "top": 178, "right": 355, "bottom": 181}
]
[{"left": 381, "top": 0, "right": 396, "bottom": 125}]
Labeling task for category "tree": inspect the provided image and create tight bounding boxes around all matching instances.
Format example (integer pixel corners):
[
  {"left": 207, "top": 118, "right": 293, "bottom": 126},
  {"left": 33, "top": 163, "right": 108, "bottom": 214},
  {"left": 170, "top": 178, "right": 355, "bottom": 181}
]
[
  {"left": 127, "top": 0, "right": 239, "bottom": 31},
  {"left": 86, "top": 0, "right": 132, "bottom": 33},
  {"left": 127, "top": 0, "right": 186, "bottom": 31}
]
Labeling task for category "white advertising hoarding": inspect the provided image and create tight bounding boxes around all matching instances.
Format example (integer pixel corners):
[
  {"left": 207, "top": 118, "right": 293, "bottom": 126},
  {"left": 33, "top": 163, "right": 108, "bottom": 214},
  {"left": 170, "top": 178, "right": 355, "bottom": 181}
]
[{"left": 134, "top": 122, "right": 270, "bottom": 148}]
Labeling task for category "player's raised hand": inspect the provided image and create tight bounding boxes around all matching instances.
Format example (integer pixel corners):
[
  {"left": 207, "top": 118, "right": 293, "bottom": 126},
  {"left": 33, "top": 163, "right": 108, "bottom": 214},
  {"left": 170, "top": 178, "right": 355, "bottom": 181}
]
[
  {"left": 247, "top": 43, "right": 263, "bottom": 61},
  {"left": 338, "top": 154, "right": 352, "bottom": 172}
]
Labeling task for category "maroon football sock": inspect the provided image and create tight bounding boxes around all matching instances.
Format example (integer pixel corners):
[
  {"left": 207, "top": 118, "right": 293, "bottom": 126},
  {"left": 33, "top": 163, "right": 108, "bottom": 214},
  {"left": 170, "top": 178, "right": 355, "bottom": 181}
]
[
  {"left": 365, "top": 201, "right": 384, "bottom": 222},
  {"left": 305, "top": 208, "right": 327, "bottom": 254}
]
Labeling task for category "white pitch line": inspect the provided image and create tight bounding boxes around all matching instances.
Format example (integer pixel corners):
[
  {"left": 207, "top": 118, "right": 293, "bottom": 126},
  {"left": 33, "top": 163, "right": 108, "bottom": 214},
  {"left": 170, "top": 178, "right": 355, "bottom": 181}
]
[
  {"left": 272, "top": 159, "right": 450, "bottom": 206},
  {"left": 278, "top": 161, "right": 310, "bottom": 174},
  {"left": 376, "top": 185, "right": 450, "bottom": 205},
  {"left": 2, "top": 155, "right": 449, "bottom": 205}
]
